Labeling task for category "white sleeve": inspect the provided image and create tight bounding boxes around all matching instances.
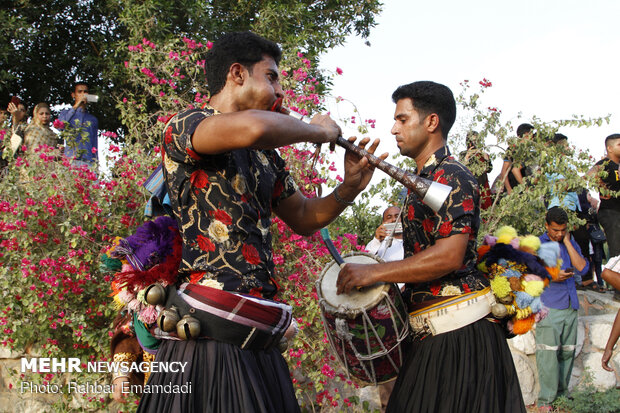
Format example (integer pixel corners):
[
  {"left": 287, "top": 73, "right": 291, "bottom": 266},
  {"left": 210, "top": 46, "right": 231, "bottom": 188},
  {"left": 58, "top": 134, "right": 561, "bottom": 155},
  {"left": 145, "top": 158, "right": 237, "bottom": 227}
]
[
  {"left": 604, "top": 255, "right": 620, "bottom": 272},
  {"left": 365, "top": 238, "right": 382, "bottom": 254}
]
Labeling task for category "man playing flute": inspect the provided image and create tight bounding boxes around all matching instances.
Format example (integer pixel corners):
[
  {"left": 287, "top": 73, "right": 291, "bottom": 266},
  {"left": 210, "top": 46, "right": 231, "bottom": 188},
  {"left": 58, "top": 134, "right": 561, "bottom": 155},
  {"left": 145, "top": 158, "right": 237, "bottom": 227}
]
[{"left": 137, "top": 31, "right": 383, "bottom": 413}]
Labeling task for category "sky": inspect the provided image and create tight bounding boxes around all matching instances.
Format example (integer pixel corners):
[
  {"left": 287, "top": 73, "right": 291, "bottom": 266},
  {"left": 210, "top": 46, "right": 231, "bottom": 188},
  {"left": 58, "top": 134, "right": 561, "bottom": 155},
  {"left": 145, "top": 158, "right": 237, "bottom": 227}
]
[{"left": 318, "top": 0, "right": 620, "bottom": 180}]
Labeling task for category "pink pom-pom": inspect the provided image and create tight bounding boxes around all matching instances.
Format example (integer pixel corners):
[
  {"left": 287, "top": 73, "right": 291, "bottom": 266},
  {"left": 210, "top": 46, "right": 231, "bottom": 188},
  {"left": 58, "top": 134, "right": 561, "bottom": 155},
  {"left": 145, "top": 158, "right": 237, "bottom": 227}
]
[
  {"left": 484, "top": 235, "right": 497, "bottom": 246},
  {"left": 510, "top": 237, "right": 520, "bottom": 249},
  {"left": 523, "top": 274, "right": 543, "bottom": 282},
  {"left": 535, "top": 307, "right": 549, "bottom": 323},
  {"left": 138, "top": 306, "right": 158, "bottom": 324},
  {"left": 118, "top": 289, "right": 134, "bottom": 304},
  {"left": 127, "top": 299, "right": 142, "bottom": 312}
]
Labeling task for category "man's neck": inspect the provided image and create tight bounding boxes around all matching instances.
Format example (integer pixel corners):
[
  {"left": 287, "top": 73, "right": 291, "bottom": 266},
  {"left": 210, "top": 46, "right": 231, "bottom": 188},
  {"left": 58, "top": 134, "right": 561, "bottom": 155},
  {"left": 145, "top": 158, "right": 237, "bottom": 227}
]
[
  {"left": 607, "top": 154, "right": 620, "bottom": 164},
  {"left": 414, "top": 140, "right": 446, "bottom": 173},
  {"left": 209, "top": 90, "right": 240, "bottom": 113}
]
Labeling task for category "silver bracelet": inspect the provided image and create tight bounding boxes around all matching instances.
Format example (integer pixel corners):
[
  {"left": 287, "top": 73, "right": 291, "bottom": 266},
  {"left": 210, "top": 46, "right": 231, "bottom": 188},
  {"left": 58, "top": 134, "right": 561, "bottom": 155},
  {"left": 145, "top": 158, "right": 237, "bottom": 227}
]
[{"left": 333, "top": 185, "right": 355, "bottom": 206}]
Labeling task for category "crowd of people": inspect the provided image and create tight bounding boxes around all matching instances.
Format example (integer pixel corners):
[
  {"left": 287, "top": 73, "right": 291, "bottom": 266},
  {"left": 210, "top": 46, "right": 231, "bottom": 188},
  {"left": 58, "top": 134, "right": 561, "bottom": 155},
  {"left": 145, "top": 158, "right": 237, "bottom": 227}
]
[
  {"left": 3, "top": 30, "right": 619, "bottom": 413},
  {"left": 0, "top": 82, "right": 99, "bottom": 167}
]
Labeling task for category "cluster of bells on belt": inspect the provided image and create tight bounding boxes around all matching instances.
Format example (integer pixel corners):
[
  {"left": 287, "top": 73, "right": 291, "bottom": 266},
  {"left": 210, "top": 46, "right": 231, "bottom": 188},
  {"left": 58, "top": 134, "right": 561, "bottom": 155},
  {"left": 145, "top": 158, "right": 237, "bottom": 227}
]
[
  {"left": 143, "top": 283, "right": 289, "bottom": 352},
  {"left": 144, "top": 284, "right": 201, "bottom": 340}
]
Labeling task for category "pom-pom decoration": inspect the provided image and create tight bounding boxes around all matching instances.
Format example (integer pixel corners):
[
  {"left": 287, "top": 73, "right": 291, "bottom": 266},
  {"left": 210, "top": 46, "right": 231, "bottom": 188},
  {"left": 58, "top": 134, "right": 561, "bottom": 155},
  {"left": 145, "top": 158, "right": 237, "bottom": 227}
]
[
  {"left": 478, "top": 226, "right": 560, "bottom": 334},
  {"left": 102, "top": 216, "right": 183, "bottom": 327}
]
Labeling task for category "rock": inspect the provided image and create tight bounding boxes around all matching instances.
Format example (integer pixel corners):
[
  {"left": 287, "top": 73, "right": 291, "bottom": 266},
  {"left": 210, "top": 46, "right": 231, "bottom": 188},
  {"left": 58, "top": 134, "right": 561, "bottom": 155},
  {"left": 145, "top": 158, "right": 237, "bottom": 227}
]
[
  {"left": 357, "top": 385, "right": 381, "bottom": 412},
  {"left": 510, "top": 349, "right": 537, "bottom": 406},
  {"left": 509, "top": 331, "right": 536, "bottom": 355},
  {"left": 589, "top": 322, "right": 613, "bottom": 350},
  {"left": 13, "top": 399, "right": 52, "bottom": 413},
  {"left": 581, "top": 353, "right": 616, "bottom": 390},
  {"left": 0, "top": 345, "right": 23, "bottom": 359}
]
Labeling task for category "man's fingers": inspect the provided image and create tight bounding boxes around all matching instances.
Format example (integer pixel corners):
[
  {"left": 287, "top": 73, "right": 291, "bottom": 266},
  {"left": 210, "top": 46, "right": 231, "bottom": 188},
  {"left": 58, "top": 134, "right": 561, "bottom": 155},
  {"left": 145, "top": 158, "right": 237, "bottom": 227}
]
[{"left": 366, "top": 138, "right": 380, "bottom": 155}]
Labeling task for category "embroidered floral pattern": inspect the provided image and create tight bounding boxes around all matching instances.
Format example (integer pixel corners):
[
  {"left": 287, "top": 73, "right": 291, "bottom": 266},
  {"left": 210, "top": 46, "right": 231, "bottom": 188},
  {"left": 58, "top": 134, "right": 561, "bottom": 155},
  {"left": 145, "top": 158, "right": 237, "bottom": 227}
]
[
  {"left": 401, "top": 146, "right": 488, "bottom": 305},
  {"left": 162, "top": 107, "right": 298, "bottom": 298}
]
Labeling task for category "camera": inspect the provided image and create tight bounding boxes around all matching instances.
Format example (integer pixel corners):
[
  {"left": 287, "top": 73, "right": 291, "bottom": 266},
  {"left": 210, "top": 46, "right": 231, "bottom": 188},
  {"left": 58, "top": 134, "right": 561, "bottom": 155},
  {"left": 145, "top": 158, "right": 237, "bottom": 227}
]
[
  {"left": 383, "top": 222, "right": 403, "bottom": 234},
  {"left": 85, "top": 94, "right": 99, "bottom": 103}
]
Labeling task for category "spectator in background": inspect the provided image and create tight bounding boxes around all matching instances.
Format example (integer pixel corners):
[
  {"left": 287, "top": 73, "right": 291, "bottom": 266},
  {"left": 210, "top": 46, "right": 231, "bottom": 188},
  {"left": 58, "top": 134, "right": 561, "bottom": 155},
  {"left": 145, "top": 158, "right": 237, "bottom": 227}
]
[
  {"left": 366, "top": 206, "right": 404, "bottom": 262},
  {"left": 536, "top": 207, "right": 589, "bottom": 411},
  {"left": 23, "top": 103, "right": 61, "bottom": 152},
  {"left": 546, "top": 134, "right": 593, "bottom": 289},
  {"left": 459, "top": 131, "right": 493, "bottom": 209},
  {"left": 588, "top": 134, "right": 620, "bottom": 300},
  {"left": 583, "top": 192, "right": 607, "bottom": 290},
  {"left": 501, "top": 123, "right": 534, "bottom": 194},
  {"left": 58, "top": 82, "right": 98, "bottom": 164},
  {"left": 7, "top": 100, "right": 28, "bottom": 153}
]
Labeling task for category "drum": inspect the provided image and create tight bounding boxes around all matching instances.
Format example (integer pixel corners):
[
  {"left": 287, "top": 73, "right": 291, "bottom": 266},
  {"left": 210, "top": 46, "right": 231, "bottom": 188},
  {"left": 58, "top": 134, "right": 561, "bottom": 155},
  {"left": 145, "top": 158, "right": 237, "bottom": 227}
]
[{"left": 316, "top": 252, "right": 409, "bottom": 385}]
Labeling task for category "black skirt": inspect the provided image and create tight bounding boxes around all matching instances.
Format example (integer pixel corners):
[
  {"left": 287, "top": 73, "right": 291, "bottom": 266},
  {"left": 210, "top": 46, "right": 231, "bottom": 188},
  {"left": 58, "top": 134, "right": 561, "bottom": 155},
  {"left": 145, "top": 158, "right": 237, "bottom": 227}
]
[
  {"left": 136, "top": 339, "right": 300, "bottom": 413},
  {"left": 386, "top": 319, "right": 526, "bottom": 413}
]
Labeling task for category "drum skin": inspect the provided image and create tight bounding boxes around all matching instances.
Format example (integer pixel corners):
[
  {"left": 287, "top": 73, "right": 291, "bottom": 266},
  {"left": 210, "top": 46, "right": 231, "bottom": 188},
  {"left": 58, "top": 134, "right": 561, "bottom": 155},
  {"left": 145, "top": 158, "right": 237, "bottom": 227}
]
[{"left": 317, "top": 252, "right": 409, "bottom": 385}]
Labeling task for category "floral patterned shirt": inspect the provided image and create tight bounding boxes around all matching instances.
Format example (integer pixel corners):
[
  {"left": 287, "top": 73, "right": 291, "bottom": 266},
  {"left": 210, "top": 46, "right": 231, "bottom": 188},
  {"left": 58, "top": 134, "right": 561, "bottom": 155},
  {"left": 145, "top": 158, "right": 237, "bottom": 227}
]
[
  {"left": 401, "top": 146, "right": 488, "bottom": 307},
  {"left": 162, "top": 106, "right": 298, "bottom": 299}
]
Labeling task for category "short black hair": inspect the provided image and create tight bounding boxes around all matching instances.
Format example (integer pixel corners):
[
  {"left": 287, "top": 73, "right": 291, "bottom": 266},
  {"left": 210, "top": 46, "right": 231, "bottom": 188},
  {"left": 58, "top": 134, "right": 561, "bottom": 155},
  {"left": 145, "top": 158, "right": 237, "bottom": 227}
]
[
  {"left": 551, "top": 133, "right": 568, "bottom": 144},
  {"left": 545, "top": 206, "right": 568, "bottom": 225},
  {"left": 391, "top": 81, "right": 456, "bottom": 140},
  {"left": 516, "top": 123, "right": 534, "bottom": 138},
  {"left": 605, "top": 133, "right": 620, "bottom": 148},
  {"left": 382, "top": 206, "right": 400, "bottom": 220},
  {"left": 73, "top": 82, "right": 88, "bottom": 93},
  {"left": 205, "top": 31, "right": 282, "bottom": 95}
]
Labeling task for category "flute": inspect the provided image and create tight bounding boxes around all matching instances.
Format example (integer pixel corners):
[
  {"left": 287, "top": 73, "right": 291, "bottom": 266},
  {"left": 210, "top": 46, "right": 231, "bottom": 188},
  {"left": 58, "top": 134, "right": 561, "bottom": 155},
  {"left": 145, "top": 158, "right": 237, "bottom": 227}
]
[{"left": 286, "top": 109, "right": 452, "bottom": 212}]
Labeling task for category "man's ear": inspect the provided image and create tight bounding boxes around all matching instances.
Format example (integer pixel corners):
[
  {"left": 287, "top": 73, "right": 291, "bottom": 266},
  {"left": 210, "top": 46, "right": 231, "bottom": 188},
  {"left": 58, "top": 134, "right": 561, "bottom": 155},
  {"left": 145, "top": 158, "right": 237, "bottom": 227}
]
[
  {"left": 229, "top": 63, "right": 246, "bottom": 86},
  {"left": 425, "top": 113, "right": 440, "bottom": 134}
]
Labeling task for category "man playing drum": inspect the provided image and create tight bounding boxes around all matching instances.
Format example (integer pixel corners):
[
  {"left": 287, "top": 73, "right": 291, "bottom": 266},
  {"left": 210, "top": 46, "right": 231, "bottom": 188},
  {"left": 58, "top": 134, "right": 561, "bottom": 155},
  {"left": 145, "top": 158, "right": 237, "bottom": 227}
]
[
  {"left": 337, "top": 81, "right": 526, "bottom": 412},
  {"left": 137, "top": 31, "right": 383, "bottom": 413}
]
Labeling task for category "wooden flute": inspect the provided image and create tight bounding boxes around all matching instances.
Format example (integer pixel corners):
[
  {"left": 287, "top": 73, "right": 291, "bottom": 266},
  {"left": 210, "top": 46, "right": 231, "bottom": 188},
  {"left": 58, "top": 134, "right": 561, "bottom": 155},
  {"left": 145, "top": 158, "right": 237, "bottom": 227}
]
[{"left": 286, "top": 108, "right": 452, "bottom": 212}]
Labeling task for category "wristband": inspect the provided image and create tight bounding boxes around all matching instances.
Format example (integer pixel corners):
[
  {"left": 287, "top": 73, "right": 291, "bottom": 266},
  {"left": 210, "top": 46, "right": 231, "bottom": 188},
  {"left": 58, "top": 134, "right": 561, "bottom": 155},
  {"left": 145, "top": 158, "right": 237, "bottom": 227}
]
[{"left": 333, "top": 185, "right": 355, "bottom": 206}]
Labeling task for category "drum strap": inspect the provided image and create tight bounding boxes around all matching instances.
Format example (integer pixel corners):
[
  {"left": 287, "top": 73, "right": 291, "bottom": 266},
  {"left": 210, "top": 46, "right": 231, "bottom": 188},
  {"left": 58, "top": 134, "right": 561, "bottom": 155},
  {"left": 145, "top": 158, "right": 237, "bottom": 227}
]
[{"left": 408, "top": 287, "right": 496, "bottom": 336}]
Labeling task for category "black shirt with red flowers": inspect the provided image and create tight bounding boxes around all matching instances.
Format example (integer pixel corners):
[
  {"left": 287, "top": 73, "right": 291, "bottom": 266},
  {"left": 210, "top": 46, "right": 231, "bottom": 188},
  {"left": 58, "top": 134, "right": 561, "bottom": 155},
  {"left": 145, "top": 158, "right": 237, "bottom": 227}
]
[
  {"left": 594, "top": 157, "right": 620, "bottom": 211},
  {"left": 401, "top": 146, "right": 488, "bottom": 307},
  {"left": 162, "top": 106, "right": 298, "bottom": 299}
]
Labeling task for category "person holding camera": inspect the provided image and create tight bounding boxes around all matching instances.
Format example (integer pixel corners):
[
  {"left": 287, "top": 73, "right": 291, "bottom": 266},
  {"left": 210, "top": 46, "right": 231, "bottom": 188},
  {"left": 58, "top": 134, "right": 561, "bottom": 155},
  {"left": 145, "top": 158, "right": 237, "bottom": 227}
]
[
  {"left": 535, "top": 207, "right": 589, "bottom": 411},
  {"left": 58, "top": 82, "right": 99, "bottom": 164},
  {"left": 366, "top": 206, "right": 404, "bottom": 262}
]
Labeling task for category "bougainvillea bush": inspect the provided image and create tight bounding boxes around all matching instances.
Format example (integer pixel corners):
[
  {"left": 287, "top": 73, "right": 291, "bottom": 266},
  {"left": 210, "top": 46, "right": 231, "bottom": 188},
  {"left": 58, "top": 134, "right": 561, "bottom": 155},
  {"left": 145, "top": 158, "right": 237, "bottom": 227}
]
[{"left": 0, "top": 141, "right": 155, "bottom": 409}]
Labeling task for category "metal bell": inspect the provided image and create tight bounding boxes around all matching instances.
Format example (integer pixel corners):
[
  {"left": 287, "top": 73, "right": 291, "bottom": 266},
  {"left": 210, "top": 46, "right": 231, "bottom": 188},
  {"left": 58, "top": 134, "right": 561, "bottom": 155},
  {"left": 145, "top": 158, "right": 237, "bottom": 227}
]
[
  {"left": 498, "top": 294, "right": 514, "bottom": 304},
  {"left": 278, "top": 337, "right": 288, "bottom": 354},
  {"left": 157, "top": 306, "right": 180, "bottom": 332},
  {"left": 491, "top": 303, "right": 508, "bottom": 318},
  {"left": 145, "top": 284, "right": 167, "bottom": 306},
  {"left": 176, "top": 315, "right": 201, "bottom": 340}
]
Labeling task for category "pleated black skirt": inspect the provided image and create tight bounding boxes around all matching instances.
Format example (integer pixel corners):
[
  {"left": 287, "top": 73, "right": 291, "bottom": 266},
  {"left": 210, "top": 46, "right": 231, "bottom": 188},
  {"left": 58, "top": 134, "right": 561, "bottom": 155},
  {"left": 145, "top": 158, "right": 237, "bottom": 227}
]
[
  {"left": 386, "top": 319, "right": 526, "bottom": 413},
  {"left": 136, "top": 339, "right": 300, "bottom": 413}
]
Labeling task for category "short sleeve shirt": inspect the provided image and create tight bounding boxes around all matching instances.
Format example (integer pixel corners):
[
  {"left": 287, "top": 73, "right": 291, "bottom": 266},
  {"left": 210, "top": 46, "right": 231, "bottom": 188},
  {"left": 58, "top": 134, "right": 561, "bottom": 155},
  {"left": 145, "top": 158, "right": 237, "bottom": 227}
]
[
  {"left": 162, "top": 106, "right": 298, "bottom": 299},
  {"left": 401, "top": 146, "right": 488, "bottom": 306}
]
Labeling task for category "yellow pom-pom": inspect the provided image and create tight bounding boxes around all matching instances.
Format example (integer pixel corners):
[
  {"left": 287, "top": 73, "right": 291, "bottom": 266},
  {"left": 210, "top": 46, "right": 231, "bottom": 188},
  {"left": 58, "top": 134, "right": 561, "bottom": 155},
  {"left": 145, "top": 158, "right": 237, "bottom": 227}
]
[
  {"left": 112, "top": 294, "right": 125, "bottom": 311},
  {"left": 490, "top": 276, "right": 512, "bottom": 298},
  {"left": 520, "top": 235, "right": 541, "bottom": 254},
  {"left": 495, "top": 226, "right": 518, "bottom": 244},
  {"left": 515, "top": 306, "right": 533, "bottom": 319},
  {"left": 522, "top": 280, "right": 545, "bottom": 297}
]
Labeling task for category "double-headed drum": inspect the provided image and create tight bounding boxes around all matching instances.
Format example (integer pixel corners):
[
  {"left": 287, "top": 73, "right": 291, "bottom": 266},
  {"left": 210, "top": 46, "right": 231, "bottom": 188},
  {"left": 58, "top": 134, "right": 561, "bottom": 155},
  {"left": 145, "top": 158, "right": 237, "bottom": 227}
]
[{"left": 317, "top": 252, "right": 409, "bottom": 385}]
